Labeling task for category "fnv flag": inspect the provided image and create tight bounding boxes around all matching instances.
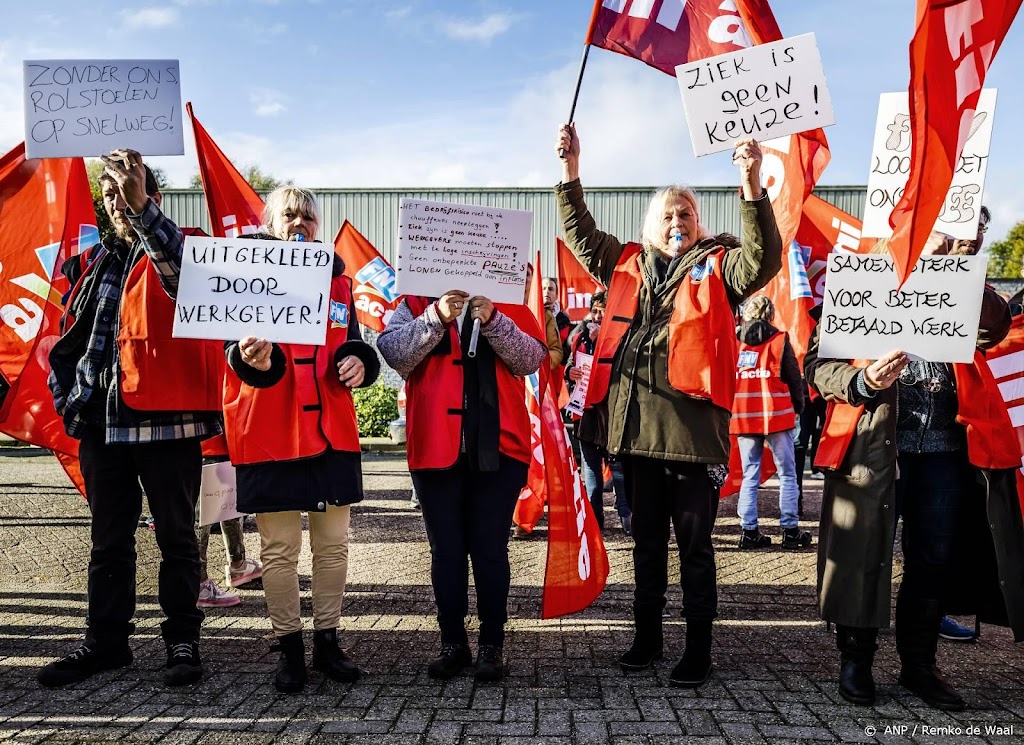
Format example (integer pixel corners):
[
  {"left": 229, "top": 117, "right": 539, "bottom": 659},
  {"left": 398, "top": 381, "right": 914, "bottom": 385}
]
[
  {"left": 333, "top": 221, "right": 401, "bottom": 333},
  {"left": 556, "top": 238, "right": 603, "bottom": 323}
]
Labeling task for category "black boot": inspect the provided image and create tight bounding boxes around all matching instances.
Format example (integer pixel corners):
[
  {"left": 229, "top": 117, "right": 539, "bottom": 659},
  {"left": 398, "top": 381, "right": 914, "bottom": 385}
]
[
  {"left": 271, "top": 631, "right": 307, "bottom": 693},
  {"left": 669, "top": 619, "right": 713, "bottom": 687},
  {"left": 312, "top": 628, "right": 361, "bottom": 683},
  {"left": 619, "top": 607, "right": 663, "bottom": 671},
  {"left": 896, "top": 599, "right": 965, "bottom": 711},
  {"left": 836, "top": 625, "right": 878, "bottom": 706}
]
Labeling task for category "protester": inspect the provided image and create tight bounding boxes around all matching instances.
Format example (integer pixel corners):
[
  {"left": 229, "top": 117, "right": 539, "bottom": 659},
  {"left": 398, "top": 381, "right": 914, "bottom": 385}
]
[
  {"left": 565, "top": 291, "right": 630, "bottom": 534},
  {"left": 794, "top": 382, "right": 827, "bottom": 515},
  {"left": 805, "top": 245, "right": 1024, "bottom": 710},
  {"left": 377, "top": 286, "right": 546, "bottom": 682},
  {"left": 544, "top": 276, "right": 572, "bottom": 362},
  {"left": 222, "top": 186, "right": 379, "bottom": 693},
  {"left": 555, "top": 124, "right": 782, "bottom": 687},
  {"left": 731, "top": 296, "right": 809, "bottom": 550},
  {"left": 40, "top": 150, "right": 219, "bottom": 688}
]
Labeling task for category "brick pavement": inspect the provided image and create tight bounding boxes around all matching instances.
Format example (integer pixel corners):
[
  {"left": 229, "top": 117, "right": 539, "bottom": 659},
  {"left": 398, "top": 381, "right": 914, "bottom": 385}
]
[{"left": 0, "top": 448, "right": 1022, "bottom": 744}]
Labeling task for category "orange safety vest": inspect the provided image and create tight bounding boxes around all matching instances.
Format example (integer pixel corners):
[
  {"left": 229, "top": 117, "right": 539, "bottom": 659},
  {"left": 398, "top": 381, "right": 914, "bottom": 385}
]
[
  {"left": 404, "top": 297, "right": 541, "bottom": 471},
  {"left": 222, "top": 273, "right": 360, "bottom": 465},
  {"left": 730, "top": 332, "right": 797, "bottom": 435},
  {"left": 814, "top": 352, "right": 1021, "bottom": 472},
  {"left": 585, "top": 244, "right": 738, "bottom": 411}
]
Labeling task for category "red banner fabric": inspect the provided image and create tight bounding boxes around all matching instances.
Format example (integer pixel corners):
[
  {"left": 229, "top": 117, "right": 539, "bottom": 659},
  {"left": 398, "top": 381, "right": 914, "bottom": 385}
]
[
  {"left": 556, "top": 238, "right": 603, "bottom": 323},
  {"left": 982, "top": 314, "right": 1024, "bottom": 515},
  {"left": 187, "top": 102, "right": 265, "bottom": 238},
  {"left": 332, "top": 221, "right": 401, "bottom": 333},
  {"left": 887, "top": 0, "right": 1022, "bottom": 285}
]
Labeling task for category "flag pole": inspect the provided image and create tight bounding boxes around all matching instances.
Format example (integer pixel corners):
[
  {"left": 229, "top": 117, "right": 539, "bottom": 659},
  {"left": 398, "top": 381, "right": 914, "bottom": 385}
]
[{"left": 560, "top": 2, "right": 602, "bottom": 155}]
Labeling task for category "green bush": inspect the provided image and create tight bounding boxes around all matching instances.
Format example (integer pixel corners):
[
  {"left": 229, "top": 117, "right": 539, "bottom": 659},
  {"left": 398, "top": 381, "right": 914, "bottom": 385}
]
[{"left": 354, "top": 383, "right": 399, "bottom": 437}]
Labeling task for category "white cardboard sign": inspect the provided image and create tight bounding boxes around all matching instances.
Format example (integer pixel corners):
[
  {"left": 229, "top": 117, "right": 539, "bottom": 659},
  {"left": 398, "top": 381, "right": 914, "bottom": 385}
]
[
  {"left": 395, "top": 199, "right": 532, "bottom": 304},
  {"left": 199, "top": 461, "right": 243, "bottom": 527},
  {"left": 24, "top": 59, "right": 184, "bottom": 159},
  {"left": 818, "top": 253, "right": 988, "bottom": 363},
  {"left": 564, "top": 351, "right": 594, "bottom": 418},
  {"left": 862, "top": 89, "right": 997, "bottom": 240},
  {"left": 174, "top": 236, "right": 334, "bottom": 345},
  {"left": 675, "top": 33, "right": 834, "bottom": 157}
]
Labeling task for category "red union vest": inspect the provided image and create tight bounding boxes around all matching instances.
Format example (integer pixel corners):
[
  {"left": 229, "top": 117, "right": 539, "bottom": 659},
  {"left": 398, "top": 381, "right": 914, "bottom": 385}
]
[
  {"left": 730, "top": 332, "right": 796, "bottom": 435},
  {"left": 814, "top": 353, "right": 1020, "bottom": 471},
  {"left": 222, "top": 273, "right": 360, "bottom": 465},
  {"left": 584, "top": 244, "right": 738, "bottom": 411},
  {"left": 403, "top": 297, "right": 541, "bottom": 471}
]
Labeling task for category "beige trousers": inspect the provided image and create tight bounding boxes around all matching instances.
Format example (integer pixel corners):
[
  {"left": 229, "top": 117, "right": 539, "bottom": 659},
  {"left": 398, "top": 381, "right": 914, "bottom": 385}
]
[{"left": 256, "top": 505, "right": 351, "bottom": 635}]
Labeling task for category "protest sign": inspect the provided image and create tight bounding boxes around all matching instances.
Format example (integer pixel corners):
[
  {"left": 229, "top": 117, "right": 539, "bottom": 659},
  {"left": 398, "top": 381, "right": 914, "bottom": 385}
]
[
  {"left": 818, "top": 253, "right": 988, "bottom": 363},
  {"left": 199, "top": 461, "right": 243, "bottom": 527},
  {"left": 675, "top": 33, "right": 834, "bottom": 157},
  {"left": 862, "top": 90, "right": 997, "bottom": 239},
  {"left": 564, "top": 351, "right": 593, "bottom": 418},
  {"left": 24, "top": 59, "right": 183, "bottom": 159},
  {"left": 174, "top": 236, "right": 334, "bottom": 345},
  {"left": 395, "top": 199, "right": 532, "bottom": 304}
]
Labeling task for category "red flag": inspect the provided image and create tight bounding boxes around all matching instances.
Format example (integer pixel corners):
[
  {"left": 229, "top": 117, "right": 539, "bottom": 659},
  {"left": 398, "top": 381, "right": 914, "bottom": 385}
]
[
  {"left": 0, "top": 146, "right": 97, "bottom": 495},
  {"left": 721, "top": 437, "right": 775, "bottom": 499},
  {"left": 983, "top": 314, "right": 1024, "bottom": 515},
  {"left": 333, "top": 221, "right": 401, "bottom": 333},
  {"left": 187, "top": 102, "right": 265, "bottom": 238},
  {"left": 887, "top": 0, "right": 1022, "bottom": 284},
  {"left": 556, "top": 238, "right": 603, "bottom": 323}
]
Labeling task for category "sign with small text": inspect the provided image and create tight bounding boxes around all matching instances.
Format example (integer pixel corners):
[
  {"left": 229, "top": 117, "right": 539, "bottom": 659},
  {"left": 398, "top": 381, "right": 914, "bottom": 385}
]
[
  {"left": 174, "top": 236, "right": 334, "bottom": 345},
  {"left": 24, "top": 59, "right": 184, "bottom": 159},
  {"left": 675, "top": 33, "right": 834, "bottom": 157},
  {"left": 199, "top": 461, "right": 243, "bottom": 527},
  {"left": 818, "top": 253, "right": 988, "bottom": 363},
  {"left": 564, "top": 351, "right": 594, "bottom": 418},
  {"left": 395, "top": 199, "right": 531, "bottom": 304},
  {"left": 861, "top": 89, "right": 997, "bottom": 239}
]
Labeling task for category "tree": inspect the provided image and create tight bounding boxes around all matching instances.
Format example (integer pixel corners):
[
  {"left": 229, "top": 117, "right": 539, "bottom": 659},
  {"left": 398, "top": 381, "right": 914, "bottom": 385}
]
[
  {"left": 188, "top": 164, "right": 285, "bottom": 191},
  {"left": 986, "top": 220, "right": 1024, "bottom": 279},
  {"left": 85, "top": 159, "right": 170, "bottom": 241}
]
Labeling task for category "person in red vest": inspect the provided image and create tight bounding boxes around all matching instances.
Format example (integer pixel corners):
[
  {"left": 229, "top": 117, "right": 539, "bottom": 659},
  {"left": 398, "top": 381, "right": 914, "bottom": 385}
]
[
  {"left": 805, "top": 265, "right": 1024, "bottom": 710},
  {"left": 731, "top": 295, "right": 809, "bottom": 550},
  {"left": 377, "top": 287, "right": 546, "bottom": 682},
  {"left": 222, "top": 186, "right": 380, "bottom": 693},
  {"left": 41, "top": 150, "right": 220, "bottom": 689},
  {"left": 555, "top": 125, "right": 782, "bottom": 687}
]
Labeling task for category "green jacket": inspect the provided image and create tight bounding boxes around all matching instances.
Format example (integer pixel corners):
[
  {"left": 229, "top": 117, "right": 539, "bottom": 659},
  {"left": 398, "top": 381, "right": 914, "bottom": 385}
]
[{"left": 555, "top": 179, "right": 782, "bottom": 462}]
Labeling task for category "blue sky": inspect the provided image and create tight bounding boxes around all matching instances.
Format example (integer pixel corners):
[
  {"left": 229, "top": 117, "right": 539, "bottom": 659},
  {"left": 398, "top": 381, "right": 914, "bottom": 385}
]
[{"left": 2, "top": 1, "right": 1023, "bottom": 240}]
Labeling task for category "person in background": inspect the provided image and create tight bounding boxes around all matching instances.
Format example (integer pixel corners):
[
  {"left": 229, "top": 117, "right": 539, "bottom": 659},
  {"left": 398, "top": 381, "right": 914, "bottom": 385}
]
[
  {"left": 565, "top": 291, "right": 630, "bottom": 535},
  {"left": 223, "top": 186, "right": 379, "bottom": 693},
  {"left": 544, "top": 276, "right": 572, "bottom": 363},
  {"left": 556, "top": 123, "right": 782, "bottom": 688},
  {"left": 732, "top": 296, "right": 809, "bottom": 550},
  {"left": 196, "top": 514, "right": 263, "bottom": 608},
  {"left": 377, "top": 286, "right": 546, "bottom": 682}
]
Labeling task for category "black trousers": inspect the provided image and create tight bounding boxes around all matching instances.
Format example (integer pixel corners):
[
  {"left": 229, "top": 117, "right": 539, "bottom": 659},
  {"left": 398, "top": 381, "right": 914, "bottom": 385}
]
[
  {"left": 412, "top": 454, "right": 527, "bottom": 647},
  {"left": 622, "top": 455, "right": 718, "bottom": 622},
  {"left": 79, "top": 428, "right": 204, "bottom": 647}
]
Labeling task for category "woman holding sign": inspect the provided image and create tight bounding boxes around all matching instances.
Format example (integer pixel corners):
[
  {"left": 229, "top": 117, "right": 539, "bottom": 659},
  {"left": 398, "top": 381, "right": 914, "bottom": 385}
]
[
  {"left": 555, "top": 125, "right": 782, "bottom": 687},
  {"left": 804, "top": 263, "right": 1024, "bottom": 711},
  {"left": 223, "top": 186, "right": 380, "bottom": 693},
  {"left": 377, "top": 288, "right": 546, "bottom": 682}
]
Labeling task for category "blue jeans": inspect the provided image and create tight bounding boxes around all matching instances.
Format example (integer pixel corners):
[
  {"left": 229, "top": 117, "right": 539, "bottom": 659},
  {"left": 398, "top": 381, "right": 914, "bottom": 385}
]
[
  {"left": 737, "top": 430, "right": 799, "bottom": 530},
  {"left": 580, "top": 440, "right": 629, "bottom": 529}
]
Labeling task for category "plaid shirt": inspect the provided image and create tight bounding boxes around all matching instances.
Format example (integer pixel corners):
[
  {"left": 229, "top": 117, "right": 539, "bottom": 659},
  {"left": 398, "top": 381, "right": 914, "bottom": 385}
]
[{"left": 48, "top": 199, "right": 222, "bottom": 444}]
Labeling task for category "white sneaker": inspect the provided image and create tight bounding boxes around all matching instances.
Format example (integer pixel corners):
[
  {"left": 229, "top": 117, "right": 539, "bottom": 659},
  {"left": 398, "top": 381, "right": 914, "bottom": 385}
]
[
  {"left": 225, "top": 558, "right": 263, "bottom": 588},
  {"left": 197, "top": 579, "right": 240, "bottom": 608}
]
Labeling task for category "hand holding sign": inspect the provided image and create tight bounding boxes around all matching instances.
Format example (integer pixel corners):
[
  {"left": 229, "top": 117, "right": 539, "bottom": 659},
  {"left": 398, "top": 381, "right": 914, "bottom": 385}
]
[
  {"left": 469, "top": 296, "right": 494, "bottom": 325},
  {"left": 863, "top": 350, "right": 909, "bottom": 391},
  {"left": 437, "top": 290, "right": 470, "bottom": 324},
  {"left": 732, "top": 138, "right": 763, "bottom": 200},
  {"left": 239, "top": 336, "right": 273, "bottom": 371}
]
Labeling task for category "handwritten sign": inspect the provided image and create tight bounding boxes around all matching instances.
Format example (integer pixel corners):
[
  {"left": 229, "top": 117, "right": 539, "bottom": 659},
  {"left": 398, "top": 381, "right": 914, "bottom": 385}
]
[
  {"left": 395, "top": 199, "right": 532, "bottom": 304},
  {"left": 174, "top": 236, "right": 334, "bottom": 345},
  {"left": 565, "top": 351, "right": 594, "bottom": 418},
  {"left": 675, "top": 33, "right": 834, "bottom": 157},
  {"left": 24, "top": 59, "right": 183, "bottom": 159},
  {"left": 862, "top": 90, "right": 996, "bottom": 239},
  {"left": 818, "top": 254, "right": 988, "bottom": 363},
  {"left": 199, "top": 461, "right": 243, "bottom": 527}
]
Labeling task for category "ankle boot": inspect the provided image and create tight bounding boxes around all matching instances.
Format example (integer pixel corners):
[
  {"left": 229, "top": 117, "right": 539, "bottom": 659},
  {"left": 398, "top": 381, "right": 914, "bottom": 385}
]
[
  {"left": 312, "top": 628, "right": 361, "bottom": 683},
  {"left": 836, "top": 625, "right": 878, "bottom": 706},
  {"left": 271, "top": 631, "right": 307, "bottom": 693},
  {"left": 896, "top": 598, "right": 965, "bottom": 711},
  {"left": 619, "top": 607, "right": 663, "bottom": 671},
  {"left": 669, "top": 619, "right": 713, "bottom": 687}
]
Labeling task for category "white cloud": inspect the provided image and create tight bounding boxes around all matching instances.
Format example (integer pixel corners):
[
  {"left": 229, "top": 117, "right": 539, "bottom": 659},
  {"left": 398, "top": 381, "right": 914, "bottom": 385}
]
[
  {"left": 439, "top": 12, "right": 519, "bottom": 43},
  {"left": 119, "top": 7, "right": 180, "bottom": 29},
  {"left": 249, "top": 88, "right": 287, "bottom": 117},
  {"left": 386, "top": 6, "right": 413, "bottom": 21}
]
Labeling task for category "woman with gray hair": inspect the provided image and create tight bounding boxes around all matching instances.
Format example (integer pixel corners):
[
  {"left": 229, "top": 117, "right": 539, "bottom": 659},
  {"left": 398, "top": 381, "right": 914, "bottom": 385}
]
[{"left": 555, "top": 124, "right": 782, "bottom": 687}]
